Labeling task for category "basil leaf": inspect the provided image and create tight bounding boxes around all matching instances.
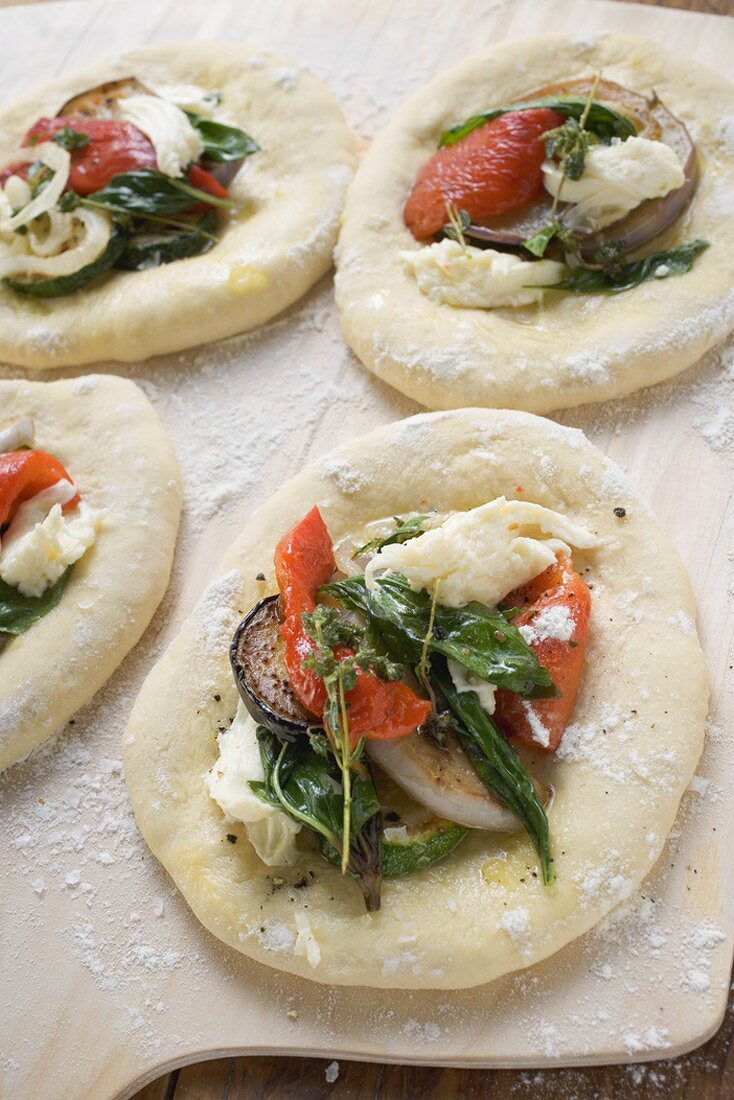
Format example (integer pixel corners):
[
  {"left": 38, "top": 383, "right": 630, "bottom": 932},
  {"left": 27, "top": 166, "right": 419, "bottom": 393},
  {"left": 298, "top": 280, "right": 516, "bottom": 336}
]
[
  {"left": 88, "top": 169, "right": 234, "bottom": 217},
  {"left": 523, "top": 223, "right": 558, "bottom": 258},
  {"left": 185, "top": 113, "right": 260, "bottom": 162},
  {"left": 432, "top": 659, "right": 553, "bottom": 884},
  {"left": 355, "top": 514, "right": 430, "bottom": 557},
  {"left": 322, "top": 573, "right": 555, "bottom": 698},
  {"left": 440, "top": 97, "right": 636, "bottom": 147},
  {"left": 115, "top": 211, "right": 216, "bottom": 270},
  {"left": 252, "top": 727, "right": 383, "bottom": 908},
  {"left": 253, "top": 727, "right": 380, "bottom": 843},
  {"left": 51, "top": 126, "right": 90, "bottom": 151},
  {"left": 542, "top": 240, "right": 709, "bottom": 294},
  {"left": 4, "top": 227, "right": 127, "bottom": 299},
  {"left": 0, "top": 568, "right": 71, "bottom": 637}
]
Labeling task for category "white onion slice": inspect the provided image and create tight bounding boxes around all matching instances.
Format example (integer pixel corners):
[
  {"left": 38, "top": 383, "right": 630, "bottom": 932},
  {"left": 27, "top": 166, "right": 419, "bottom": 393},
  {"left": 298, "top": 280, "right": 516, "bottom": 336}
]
[
  {"left": 27, "top": 209, "right": 76, "bottom": 257},
  {"left": 0, "top": 142, "right": 70, "bottom": 233},
  {"left": 0, "top": 208, "right": 111, "bottom": 279}
]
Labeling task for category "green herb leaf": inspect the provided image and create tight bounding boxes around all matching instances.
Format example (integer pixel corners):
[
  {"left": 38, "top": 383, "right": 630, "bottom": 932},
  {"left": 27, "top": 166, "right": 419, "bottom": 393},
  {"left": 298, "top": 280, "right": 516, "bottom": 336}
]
[
  {"left": 540, "top": 239, "right": 709, "bottom": 294},
  {"left": 320, "top": 816, "right": 468, "bottom": 878},
  {"left": 185, "top": 112, "right": 260, "bottom": 162},
  {"left": 543, "top": 117, "right": 599, "bottom": 181},
  {"left": 50, "top": 125, "right": 90, "bottom": 151},
  {"left": 355, "top": 514, "right": 431, "bottom": 557},
  {"left": 523, "top": 223, "right": 558, "bottom": 258},
  {"left": 252, "top": 727, "right": 383, "bottom": 908},
  {"left": 0, "top": 569, "right": 71, "bottom": 637},
  {"left": 440, "top": 96, "right": 636, "bottom": 148},
  {"left": 115, "top": 211, "right": 216, "bottom": 270},
  {"left": 88, "top": 169, "right": 234, "bottom": 217},
  {"left": 4, "top": 226, "right": 127, "bottom": 299},
  {"left": 322, "top": 573, "right": 555, "bottom": 698},
  {"left": 432, "top": 659, "right": 553, "bottom": 884}
]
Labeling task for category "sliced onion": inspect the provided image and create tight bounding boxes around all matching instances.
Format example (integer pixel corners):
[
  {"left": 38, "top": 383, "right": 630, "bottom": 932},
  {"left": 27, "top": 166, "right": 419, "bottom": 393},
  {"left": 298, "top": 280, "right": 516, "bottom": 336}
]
[
  {"left": 0, "top": 208, "right": 111, "bottom": 278},
  {"left": 0, "top": 142, "right": 70, "bottom": 233},
  {"left": 27, "top": 208, "right": 76, "bottom": 257}
]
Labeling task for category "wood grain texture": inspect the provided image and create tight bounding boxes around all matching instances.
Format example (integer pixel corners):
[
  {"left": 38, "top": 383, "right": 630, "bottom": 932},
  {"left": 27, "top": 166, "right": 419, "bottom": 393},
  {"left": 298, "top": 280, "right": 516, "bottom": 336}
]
[{"left": 134, "top": 0, "right": 734, "bottom": 1097}]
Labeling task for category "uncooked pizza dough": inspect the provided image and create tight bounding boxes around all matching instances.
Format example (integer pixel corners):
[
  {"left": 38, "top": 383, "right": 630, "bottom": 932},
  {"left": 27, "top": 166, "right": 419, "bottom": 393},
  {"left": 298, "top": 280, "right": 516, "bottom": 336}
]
[
  {"left": 123, "top": 409, "right": 708, "bottom": 989},
  {"left": 0, "top": 41, "right": 356, "bottom": 369},
  {"left": 335, "top": 34, "right": 734, "bottom": 413},
  {"left": 0, "top": 375, "right": 181, "bottom": 770}
]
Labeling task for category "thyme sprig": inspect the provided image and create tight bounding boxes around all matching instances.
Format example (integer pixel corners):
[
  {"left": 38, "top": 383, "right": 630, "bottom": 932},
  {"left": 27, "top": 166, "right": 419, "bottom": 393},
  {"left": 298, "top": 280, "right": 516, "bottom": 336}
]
[{"left": 302, "top": 604, "right": 401, "bottom": 871}]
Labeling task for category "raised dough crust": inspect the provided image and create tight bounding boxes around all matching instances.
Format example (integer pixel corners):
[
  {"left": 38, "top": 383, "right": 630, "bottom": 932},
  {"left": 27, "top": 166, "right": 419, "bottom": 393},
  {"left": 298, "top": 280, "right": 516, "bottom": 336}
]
[
  {"left": 335, "top": 34, "right": 734, "bottom": 414},
  {"left": 0, "top": 375, "right": 182, "bottom": 770},
  {"left": 123, "top": 409, "right": 708, "bottom": 989},
  {"left": 0, "top": 41, "right": 356, "bottom": 369}
]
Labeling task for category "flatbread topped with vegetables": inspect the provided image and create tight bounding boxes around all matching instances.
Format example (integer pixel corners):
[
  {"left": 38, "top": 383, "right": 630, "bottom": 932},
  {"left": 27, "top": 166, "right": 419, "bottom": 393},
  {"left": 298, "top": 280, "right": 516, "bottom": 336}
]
[
  {"left": 336, "top": 34, "right": 734, "bottom": 414},
  {"left": 0, "top": 376, "right": 181, "bottom": 771},
  {"left": 124, "top": 410, "right": 707, "bottom": 989},
  {"left": 0, "top": 42, "right": 356, "bottom": 368}
]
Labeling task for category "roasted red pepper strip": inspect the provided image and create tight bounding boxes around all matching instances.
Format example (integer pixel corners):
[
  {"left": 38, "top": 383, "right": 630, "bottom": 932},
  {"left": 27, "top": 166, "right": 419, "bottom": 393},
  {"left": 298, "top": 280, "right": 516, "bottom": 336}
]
[
  {"left": 274, "top": 506, "right": 431, "bottom": 744},
  {"left": 494, "top": 552, "right": 590, "bottom": 753},
  {"left": 21, "top": 117, "right": 157, "bottom": 195},
  {"left": 404, "top": 108, "right": 564, "bottom": 239},
  {"left": 0, "top": 450, "right": 80, "bottom": 528}
]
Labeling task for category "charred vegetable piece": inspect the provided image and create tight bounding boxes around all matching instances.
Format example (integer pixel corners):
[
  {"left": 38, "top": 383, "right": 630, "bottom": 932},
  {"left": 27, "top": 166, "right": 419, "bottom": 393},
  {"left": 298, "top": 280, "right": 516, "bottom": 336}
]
[
  {"left": 405, "top": 108, "right": 564, "bottom": 240},
  {"left": 0, "top": 449, "right": 79, "bottom": 526},
  {"left": 185, "top": 112, "right": 259, "bottom": 186},
  {"left": 4, "top": 225, "right": 127, "bottom": 299},
  {"left": 57, "top": 77, "right": 151, "bottom": 119},
  {"left": 116, "top": 211, "right": 216, "bottom": 269},
  {"left": 456, "top": 80, "right": 697, "bottom": 256},
  {"left": 230, "top": 595, "right": 314, "bottom": 741},
  {"left": 26, "top": 117, "right": 158, "bottom": 195},
  {"left": 320, "top": 814, "right": 468, "bottom": 878},
  {"left": 494, "top": 553, "right": 590, "bottom": 752}
]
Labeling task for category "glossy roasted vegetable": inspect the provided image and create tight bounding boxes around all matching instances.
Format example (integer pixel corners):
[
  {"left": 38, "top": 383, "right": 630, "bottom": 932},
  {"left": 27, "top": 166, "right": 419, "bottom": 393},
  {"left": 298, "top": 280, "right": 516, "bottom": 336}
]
[
  {"left": 116, "top": 211, "right": 216, "bottom": 269},
  {"left": 58, "top": 77, "right": 150, "bottom": 119},
  {"left": 230, "top": 595, "right": 314, "bottom": 741},
  {"left": 320, "top": 813, "right": 468, "bottom": 878},
  {"left": 454, "top": 79, "right": 698, "bottom": 257},
  {"left": 4, "top": 226, "right": 127, "bottom": 299}
]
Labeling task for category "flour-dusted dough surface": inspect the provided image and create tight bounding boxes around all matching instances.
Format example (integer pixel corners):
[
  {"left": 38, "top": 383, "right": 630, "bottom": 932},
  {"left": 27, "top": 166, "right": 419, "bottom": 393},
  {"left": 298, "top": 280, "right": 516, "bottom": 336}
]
[
  {"left": 0, "top": 41, "right": 356, "bottom": 369},
  {"left": 336, "top": 34, "right": 734, "bottom": 414},
  {"left": 123, "top": 409, "right": 708, "bottom": 989},
  {"left": 0, "top": 375, "right": 181, "bottom": 770}
]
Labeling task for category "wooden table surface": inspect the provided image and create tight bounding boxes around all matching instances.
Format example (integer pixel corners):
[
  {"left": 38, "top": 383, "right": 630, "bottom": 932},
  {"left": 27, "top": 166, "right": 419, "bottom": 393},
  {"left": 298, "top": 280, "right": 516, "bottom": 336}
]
[{"left": 3, "top": 0, "right": 730, "bottom": 1096}]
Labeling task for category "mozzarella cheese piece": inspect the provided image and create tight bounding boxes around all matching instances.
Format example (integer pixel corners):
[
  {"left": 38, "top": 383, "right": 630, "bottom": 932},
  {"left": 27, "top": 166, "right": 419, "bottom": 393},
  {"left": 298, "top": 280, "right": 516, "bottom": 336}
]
[
  {"left": 0, "top": 481, "right": 99, "bottom": 597},
  {"left": 543, "top": 136, "right": 685, "bottom": 231},
  {"left": 117, "top": 94, "right": 204, "bottom": 178},
  {"left": 150, "top": 82, "right": 220, "bottom": 117},
  {"left": 401, "top": 239, "right": 566, "bottom": 308},
  {"left": 206, "top": 702, "right": 301, "bottom": 866},
  {"left": 365, "top": 496, "right": 597, "bottom": 609},
  {"left": 448, "top": 659, "right": 497, "bottom": 714}
]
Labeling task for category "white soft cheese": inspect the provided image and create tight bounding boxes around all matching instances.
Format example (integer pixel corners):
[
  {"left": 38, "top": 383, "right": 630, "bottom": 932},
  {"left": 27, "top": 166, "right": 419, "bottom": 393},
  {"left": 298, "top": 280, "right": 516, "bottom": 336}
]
[
  {"left": 206, "top": 702, "right": 301, "bottom": 866},
  {"left": 543, "top": 136, "right": 685, "bottom": 232},
  {"left": 0, "top": 481, "right": 99, "bottom": 597},
  {"left": 448, "top": 659, "right": 497, "bottom": 714},
  {"left": 365, "top": 496, "right": 597, "bottom": 609},
  {"left": 117, "top": 94, "right": 204, "bottom": 178},
  {"left": 401, "top": 239, "right": 566, "bottom": 308},
  {"left": 150, "top": 82, "right": 220, "bottom": 117}
]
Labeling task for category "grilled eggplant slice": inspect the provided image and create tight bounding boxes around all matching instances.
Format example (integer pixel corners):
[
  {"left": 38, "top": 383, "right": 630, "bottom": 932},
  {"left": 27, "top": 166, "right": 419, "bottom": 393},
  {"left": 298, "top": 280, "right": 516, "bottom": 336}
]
[
  {"left": 463, "top": 78, "right": 697, "bottom": 257},
  {"left": 58, "top": 77, "right": 150, "bottom": 119},
  {"left": 230, "top": 595, "right": 314, "bottom": 741}
]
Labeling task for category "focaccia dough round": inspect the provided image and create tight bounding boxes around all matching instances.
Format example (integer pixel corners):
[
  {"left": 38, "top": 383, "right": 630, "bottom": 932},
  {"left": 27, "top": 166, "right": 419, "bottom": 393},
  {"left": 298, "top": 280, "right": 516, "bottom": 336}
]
[
  {"left": 335, "top": 34, "right": 734, "bottom": 414},
  {"left": 0, "top": 375, "right": 182, "bottom": 771},
  {"left": 123, "top": 409, "right": 707, "bottom": 989},
  {"left": 0, "top": 41, "right": 356, "bottom": 369}
]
